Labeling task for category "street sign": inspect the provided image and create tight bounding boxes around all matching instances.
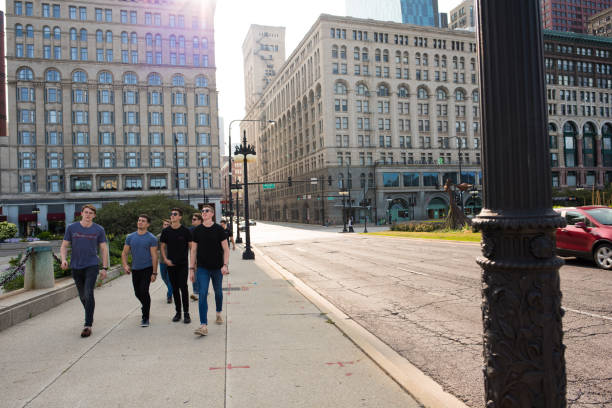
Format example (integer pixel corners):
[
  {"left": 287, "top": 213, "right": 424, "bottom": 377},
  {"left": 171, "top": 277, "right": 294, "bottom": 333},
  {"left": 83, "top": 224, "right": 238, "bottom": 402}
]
[
  {"left": 262, "top": 183, "right": 275, "bottom": 189},
  {"left": 310, "top": 178, "right": 318, "bottom": 184},
  {"left": 327, "top": 197, "right": 335, "bottom": 200}
]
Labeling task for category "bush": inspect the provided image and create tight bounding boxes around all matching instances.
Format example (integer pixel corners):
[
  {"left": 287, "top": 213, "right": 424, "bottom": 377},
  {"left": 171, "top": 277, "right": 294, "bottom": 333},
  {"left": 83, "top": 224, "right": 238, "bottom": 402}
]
[
  {"left": 391, "top": 221, "right": 444, "bottom": 232},
  {"left": 0, "top": 221, "right": 18, "bottom": 241}
]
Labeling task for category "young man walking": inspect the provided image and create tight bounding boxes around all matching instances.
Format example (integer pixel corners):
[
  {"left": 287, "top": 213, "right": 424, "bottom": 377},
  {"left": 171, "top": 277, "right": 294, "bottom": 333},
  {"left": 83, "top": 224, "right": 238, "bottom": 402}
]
[
  {"left": 158, "top": 219, "right": 173, "bottom": 304},
  {"left": 122, "top": 215, "right": 158, "bottom": 327},
  {"left": 60, "top": 204, "right": 109, "bottom": 338},
  {"left": 160, "top": 208, "right": 193, "bottom": 324},
  {"left": 219, "top": 219, "right": 236, "bottom": 251},
  {"left": 190, "top": 205, "right": 230, "bottom": 336},
  {"left": 188, "top": 213, "right": 202, "bottom": 301}
]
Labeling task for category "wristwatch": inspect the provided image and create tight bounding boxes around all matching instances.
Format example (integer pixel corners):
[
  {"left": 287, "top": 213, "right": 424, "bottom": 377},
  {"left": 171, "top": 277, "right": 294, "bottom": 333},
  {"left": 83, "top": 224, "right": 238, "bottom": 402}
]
[{"left": 101, "top": 267, "right": 108, "bottom": 271}]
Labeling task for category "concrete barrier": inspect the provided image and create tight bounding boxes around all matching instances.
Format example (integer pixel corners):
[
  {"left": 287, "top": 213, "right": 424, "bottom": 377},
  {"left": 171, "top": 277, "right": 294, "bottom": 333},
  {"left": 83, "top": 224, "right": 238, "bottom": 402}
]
[{"left": 24, "top": 241, "right": 55, "bottom": 290}]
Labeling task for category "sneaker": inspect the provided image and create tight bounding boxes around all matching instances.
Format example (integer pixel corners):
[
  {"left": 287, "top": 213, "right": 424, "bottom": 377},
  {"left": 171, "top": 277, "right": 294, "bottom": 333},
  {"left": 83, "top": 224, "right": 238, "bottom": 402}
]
[
  {"left": 172, "top": 313, "right": 181, "bottom": 322},
  {"left": 190, "top": 294, "right": 199, "bottom": 301},
  {"left": 215, "top": 315, "right": 223, "bottom": 325},
  {"left": 194, "top": 326, "right": 208, "bottom": 336},
  {"left": 166, "top": 296, "right": 172, "bottom": 304},
  {"left": 80, "top": 327, "right": 92, "bottom": 338},
  {"left": 141, "top": 318, "right": 150, "bottom": 327},
  {"left": 184, "top": 313, "right": 191, "bottom": 324}
]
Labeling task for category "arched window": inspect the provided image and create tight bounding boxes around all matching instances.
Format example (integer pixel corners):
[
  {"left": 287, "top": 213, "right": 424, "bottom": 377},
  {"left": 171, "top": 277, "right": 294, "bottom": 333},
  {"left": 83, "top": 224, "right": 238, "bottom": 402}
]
[
  {"left": 340, "top": 46, "right": 347, "bottom": 59},
  {"left": 172, "top": 74, "right": 185, "bottom": 86},
  {"left": 331, "top": 45, "right": 338, "bottom": 58},
  {"left": 434, "top": 55, "right": 440, "bottom": 67},
  {"left": 121, "top": 31, "right": 128, "bottom": 44},
  {"left": 195, "top": 76, "right": 208, "bottom": 87},
  {"left": 563, "top": 122, "right": 578, "bottom": 168},
  {"left": 356, "top": 83, "right": 368, "bottom": 96},
  {"left": 202, "top": 37, "right": 208, "bottom": 49},
  {"left": 17, "top": 67, "right": 34, "bottom": 81},
  {"left": 15, "top": 24, "right": 23, "bottom": 37},
  {"left": 123, "top": 72, "right": 138, "bottom": 85},
  {"left": 354, "top": 47, "right": 361, "bottom": 60},
  {"left": 155, "top": 34, "right": 162, "bottom": 47},
  {"left": 441, "top": 55, "right": 447, "bottom": 68},
  {"left": 193, "top": 37, "right": 199, "bottom": 48},
  {"left": 583, "top": 123, "right": 596, "bottom": 167},
  {"left": 178, "top": 35, "right": 185, "bottom": 48},
  {"left": 459, "top": 56, "right": 465, "bottom": 69},
  {"left": 53, "top": 27, "right": 61, "bottom": 40},
  {"left": 472, "top": 90, "right": 479, "bottom": 102},
  {"left": 422, "top": 53, "right": 428, "bottom": 66},
  {"left": 378, "top": 84, "right": 389, "bottom": 97},
  {"left": 383, "top": 49, "right": 389, "bottom": 62},
  {"left": 602, "top": 124, "right": 612, "bottom": 167},
  {"left": 415, "top": 52, "right": 421, "bottom": 65},
  {"left": 46, "top": 69, "right": 61, "bottom": 82},
  {"left": 106, "top": 30, "right": 112, "bottom": 43},
  {"left": 26, "top": 25, "right": 33, "bottom": 38},
  {"left": 43, "top": 26, "right": 50, "bottom": 39},
  {"left": 362, "top": 47, "right": 369, "bottom": 61},
  {"left": 455, "top": 89, "right": 465, "bottom": 101},
  {"left": 375, "top": 49, "right": 381, "bottom": 62},
  {"left": 453, "top": 56, "right": 458, "bottom": 69},
  {"left": 96, "top": 30, "right": 103, "bottom": 42},
  {"left": 145, "top": 33, "right": 152, "bottom": 46},
  {"left": 395, "top": 50, "right": 401, "bottom": 63},
  {"left": 334, "top": 82, "right": 347, "bottom": 95},
  {"left": 80, "top": 29, "right": 87, "bottom": 42},
  {"left": 98, "top": 72, "right": 113, "bottom": 84},
  {"left": 72, "top": 70, "right": 87, "bottom": 83},
  {"left": 403, "top": 51, "right": 409, "bottom": 64},
  {"left": 437, "top": 89, "right": 447, "bottom": 100},
  {"left": 169, "top": 35, "right": 176, "bottom": 48},
  {"left": 131, "top": 32, "right": 137, "bottom": 45},
  {"left": 417, "top": 87, "right": 428, "bottom": 99},
  {"left": 70, "top": 28, "right": 77, "bottom": 41},
  {"left": 398, "top": 86, "right": 409, "bottom": 98},
  {"left": 148, "top": 73, "right": 162, "bottom": 86}
]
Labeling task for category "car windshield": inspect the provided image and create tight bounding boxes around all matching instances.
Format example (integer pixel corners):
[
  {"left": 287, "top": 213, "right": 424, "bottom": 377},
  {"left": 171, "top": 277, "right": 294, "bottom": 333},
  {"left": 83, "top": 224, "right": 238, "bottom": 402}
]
[{"left": 585, "top": 208, "right": 612, "bottom": 225}]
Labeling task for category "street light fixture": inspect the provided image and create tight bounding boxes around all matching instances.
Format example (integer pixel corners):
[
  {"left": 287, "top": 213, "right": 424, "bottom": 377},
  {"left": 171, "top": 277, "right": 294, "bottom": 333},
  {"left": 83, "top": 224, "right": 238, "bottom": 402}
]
[
  {"left": 234, "top": 130, "right": 257, "bottom": 260},
  {"left": 227, "top": 119, "right": 274, "bottom": 239}
]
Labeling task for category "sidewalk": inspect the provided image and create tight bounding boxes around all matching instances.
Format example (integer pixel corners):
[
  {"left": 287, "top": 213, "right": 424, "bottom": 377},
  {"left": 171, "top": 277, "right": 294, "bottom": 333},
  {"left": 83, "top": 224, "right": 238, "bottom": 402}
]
[{"left": 0, "top": 247, "right": 420, "bottom": 408}]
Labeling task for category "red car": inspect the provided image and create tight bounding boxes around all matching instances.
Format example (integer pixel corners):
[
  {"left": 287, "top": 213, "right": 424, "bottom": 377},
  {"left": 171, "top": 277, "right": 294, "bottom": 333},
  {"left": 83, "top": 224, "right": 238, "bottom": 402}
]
[{"left": 555, "top": 206, "right": 612, "bottom": 270}]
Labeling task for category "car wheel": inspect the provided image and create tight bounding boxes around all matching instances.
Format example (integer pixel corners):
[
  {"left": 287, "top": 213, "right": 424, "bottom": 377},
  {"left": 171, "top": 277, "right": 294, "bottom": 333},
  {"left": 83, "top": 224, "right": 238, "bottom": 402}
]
[{"left": 594, "top": 244, "right": 612, "bottom": 270}]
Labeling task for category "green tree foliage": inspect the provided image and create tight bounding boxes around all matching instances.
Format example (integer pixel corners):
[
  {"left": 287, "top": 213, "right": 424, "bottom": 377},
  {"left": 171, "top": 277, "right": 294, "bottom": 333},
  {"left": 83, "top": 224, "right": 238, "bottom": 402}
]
[
  {"left": 95, "top": 195, "right": 198, "bottom": 235},
  {"left": 0, "top": 221, "right": 18, "bottom": 240}
]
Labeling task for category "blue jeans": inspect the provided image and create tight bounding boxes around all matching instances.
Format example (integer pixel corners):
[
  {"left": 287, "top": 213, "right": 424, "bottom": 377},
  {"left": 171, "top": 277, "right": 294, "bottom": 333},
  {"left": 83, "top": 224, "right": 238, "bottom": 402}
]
[
  {"left": 196, "top": 267, "right": 223, "bottom": 325},
  {"left": 159, "top": 263, "right": 172, "bottom": 299},
  {"left": 72, "top": 265, "right": 99, "bottom": 327}
]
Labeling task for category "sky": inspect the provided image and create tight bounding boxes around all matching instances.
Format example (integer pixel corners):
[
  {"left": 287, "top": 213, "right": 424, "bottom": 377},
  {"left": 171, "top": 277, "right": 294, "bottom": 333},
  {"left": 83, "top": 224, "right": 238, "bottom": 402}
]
[{"left": 215, "top": 0, "right": 461, "bottom": 151}]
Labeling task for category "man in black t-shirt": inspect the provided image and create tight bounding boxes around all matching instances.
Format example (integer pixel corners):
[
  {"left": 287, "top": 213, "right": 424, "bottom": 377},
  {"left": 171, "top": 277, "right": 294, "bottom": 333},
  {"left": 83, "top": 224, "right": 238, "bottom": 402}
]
[
  {"left": 219, "top": 219, "right": 236, "bottom": 251},
  {"left": 160, "top": 208, "right": 193, "bottom": 324},
  {"left": 190, "top": 205, "right": 229, "bottom": 336}
]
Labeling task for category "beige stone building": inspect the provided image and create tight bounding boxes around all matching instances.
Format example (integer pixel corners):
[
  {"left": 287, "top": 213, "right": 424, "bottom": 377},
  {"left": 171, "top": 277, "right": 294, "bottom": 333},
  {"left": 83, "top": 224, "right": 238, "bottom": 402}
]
[
  {"left": 449, "top": 0, "right": 475, "bottom": 31},
  {"left": 588, "top": 7, "right": 612, "bottom": 38},
  {"left": 0, "top": 0, "right": 220, "bottom": 235},
  {"left": 242, "top": 14, "right": 482, "bottom": 224}
]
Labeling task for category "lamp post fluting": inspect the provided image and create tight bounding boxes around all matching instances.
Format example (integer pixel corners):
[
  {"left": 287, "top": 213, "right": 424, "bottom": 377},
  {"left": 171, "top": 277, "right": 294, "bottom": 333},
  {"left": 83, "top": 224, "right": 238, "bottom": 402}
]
[
  {"left": 174, "top": 135, "right": 180, "bottom": 200},
  {"left": 473, "top": 1, "right": 567, "bottom": 406},
  {"left": 234, "top": 130, "right": 256, "bottom": 260},
  {"left": 456, "top": 136, "right": 463, "bottom": 213},
  {"left": 234, "top": 182, "right": 242, "bottom": 244}
]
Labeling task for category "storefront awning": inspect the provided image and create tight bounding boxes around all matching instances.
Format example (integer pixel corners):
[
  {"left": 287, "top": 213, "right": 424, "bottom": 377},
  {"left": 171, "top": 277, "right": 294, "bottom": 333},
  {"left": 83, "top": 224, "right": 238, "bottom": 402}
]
[
  {"left": 47, "top": 212, "right": 66, "bottom": 221},
  {"left": 18, "top": 214, "right": 37, "bottom": 222}
]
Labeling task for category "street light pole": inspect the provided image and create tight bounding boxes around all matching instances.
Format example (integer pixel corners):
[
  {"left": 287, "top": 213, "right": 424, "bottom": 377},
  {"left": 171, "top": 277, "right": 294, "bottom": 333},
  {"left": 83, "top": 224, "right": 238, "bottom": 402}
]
[
  {"left": 174, "top": 134, "right": 180, "bottom": 200},
  {"left": 473, "top": 1, "right": 567, "bottom": 405},
  {"left": 457, "top": 136, "right": 464, "bottom": 213},
  {"left": 234, "top": 130, "right": 256, "bottom": 260},
  {"left": 235, "top": 181, "right": 242, "bottom": 244}
]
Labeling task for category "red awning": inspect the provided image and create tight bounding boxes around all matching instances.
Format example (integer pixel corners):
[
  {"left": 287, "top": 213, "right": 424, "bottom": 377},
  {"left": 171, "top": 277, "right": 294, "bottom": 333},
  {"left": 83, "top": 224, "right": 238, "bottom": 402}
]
[
  {"left": 47, "top": 212, "right": 66, "bottom": 221},
  {"left": 18, "top": 214, "right": 37, "bottom": 222},
  {"left": 0, "top": 215, "right": 7, "bottom": 221},
  {"left": 74, "top": 212, "right": 81, "bottom": 217}
]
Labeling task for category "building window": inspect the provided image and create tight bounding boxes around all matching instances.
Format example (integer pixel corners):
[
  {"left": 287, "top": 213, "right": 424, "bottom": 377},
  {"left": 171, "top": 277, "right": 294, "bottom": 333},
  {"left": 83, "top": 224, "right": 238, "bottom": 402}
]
[
  {"left": 73, "top": 152, "right": 90, "bottom": 168},
  {"left": 47, "top": 175, "right": 64, "bottom": 192},
  {"left": 198, "top": 152, "right": 211, "bottom": 167},
  {"left": 19, "top": 151, "right": 36, "bottom": 169},
  {"left": 100, "top": 151, "right": 115, "bottom": 168},
  {"left": 198, "top": 133, "right": 210, "bottom": 145},
  {"left": 124, "top": 111, "right": 138, "bottom": 125},
  {"left": 125, "top": 132, "right": 139, "bottom": 145},
  {"left": 149, "top": 132, "right": 163, "bottom": 145},
  {"left": 72, "top": 177, "right": 92, "bottom": 191},
  {"left": 125, "top": 177, "right": 143, "bottom": 190},
  {"left": 19, "top": 175, "right": 36, "bottom": 192},
  {"left": 150, "top": 151, "right": 165, "bottom": 167},
  {"left": 150, "top": 176, "right": 167, "bottom": 189},
  {"left": 126, "top": 152, "right": 140, "bottom": 168}
]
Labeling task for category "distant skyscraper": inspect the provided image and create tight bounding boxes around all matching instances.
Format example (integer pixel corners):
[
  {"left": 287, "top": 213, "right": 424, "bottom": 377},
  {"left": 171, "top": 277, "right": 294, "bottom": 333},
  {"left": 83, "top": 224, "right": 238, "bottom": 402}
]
[
  {"left": 345, "top": 0, "right": 402, "bottom": 23},
  {"left": 541, "top": 0, "right": 612, "bottom": 33},
  {"left": 400, "top": 0, "right": 439, "bottom": 27}
]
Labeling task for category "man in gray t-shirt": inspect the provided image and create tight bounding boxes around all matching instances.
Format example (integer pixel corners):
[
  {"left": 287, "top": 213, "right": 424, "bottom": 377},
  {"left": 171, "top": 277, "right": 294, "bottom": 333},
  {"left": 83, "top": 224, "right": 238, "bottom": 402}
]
[
  {"left": 122, "top": 214, "right": 158, "bottom": 327},
  {"left": 61, "top": 204, "right": 108, "bottom": 338}
]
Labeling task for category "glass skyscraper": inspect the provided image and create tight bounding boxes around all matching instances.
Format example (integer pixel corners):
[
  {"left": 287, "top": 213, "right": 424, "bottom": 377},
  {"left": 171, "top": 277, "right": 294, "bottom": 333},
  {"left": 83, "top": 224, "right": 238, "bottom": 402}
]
[{"left": 400, "top": 0, "right": 439, "bottom": 27}]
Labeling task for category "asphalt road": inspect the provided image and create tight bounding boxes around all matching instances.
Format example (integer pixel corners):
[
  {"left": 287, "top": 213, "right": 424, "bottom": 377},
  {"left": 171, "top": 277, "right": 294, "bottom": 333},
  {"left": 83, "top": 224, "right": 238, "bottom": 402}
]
[{"left": 250, "top": 222, "right": 612, "bottom": 408}]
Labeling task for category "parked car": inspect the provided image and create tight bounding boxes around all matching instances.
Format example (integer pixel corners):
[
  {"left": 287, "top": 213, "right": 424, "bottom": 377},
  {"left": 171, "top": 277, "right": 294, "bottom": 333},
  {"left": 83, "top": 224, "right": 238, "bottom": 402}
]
[
  {"left": 554, "top": 206, "right": 612, "bottom": 269},
  {"left": 238, "top": 220, "right": 256, "bottom": 231}
]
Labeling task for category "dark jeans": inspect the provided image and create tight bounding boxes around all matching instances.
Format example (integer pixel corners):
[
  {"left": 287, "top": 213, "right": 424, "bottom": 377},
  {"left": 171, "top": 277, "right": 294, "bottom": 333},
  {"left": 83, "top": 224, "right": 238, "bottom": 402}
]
[
  {"left": 196, "top": 267, "right": 223, "bottom": 325},
  {"left": 72, "top": 265, "right": 99, "bottom": 327},
  {"left": 131, "top": 267, "right": 152, "bottom": 320},
  {"left": 159, "top": 263, "right": 172, "bottom": 299},
  {"left": 168, "top": 263, "right": 189, "bottom": 315}
]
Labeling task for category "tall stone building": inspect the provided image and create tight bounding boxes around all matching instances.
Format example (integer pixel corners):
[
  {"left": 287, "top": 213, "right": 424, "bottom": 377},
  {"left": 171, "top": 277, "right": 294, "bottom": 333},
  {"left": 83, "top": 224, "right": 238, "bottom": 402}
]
[
  {"left": 0, "top": 0, "right": 220, "bottom": 235},
  {"left": 588, "top": 7, "right": 612, "bottom": 37},
  {"left": 242, "top": 25, "right": 286, "bottom": 112},
  {"left": 449, "top": 0, "right": 475, "bottom": 31},
  {"left": 242, "top": 14, "right": 482, "bottom": 224}
]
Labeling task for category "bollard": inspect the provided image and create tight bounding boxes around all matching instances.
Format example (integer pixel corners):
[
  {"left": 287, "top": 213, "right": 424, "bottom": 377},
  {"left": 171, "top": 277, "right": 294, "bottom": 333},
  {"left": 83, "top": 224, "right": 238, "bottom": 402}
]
[{"left": 24, "top": 241, "right": 55, "bottom": 290}]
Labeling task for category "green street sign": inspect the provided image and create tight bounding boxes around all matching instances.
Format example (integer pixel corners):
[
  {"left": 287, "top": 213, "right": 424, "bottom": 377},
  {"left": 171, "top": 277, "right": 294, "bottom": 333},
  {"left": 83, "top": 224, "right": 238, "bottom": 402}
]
[
  {"left": 262, "top": 183, "right": 276, "bottom": 189},
  {"left": 327, "top": 197, "right": 335, "bottom": 200}
]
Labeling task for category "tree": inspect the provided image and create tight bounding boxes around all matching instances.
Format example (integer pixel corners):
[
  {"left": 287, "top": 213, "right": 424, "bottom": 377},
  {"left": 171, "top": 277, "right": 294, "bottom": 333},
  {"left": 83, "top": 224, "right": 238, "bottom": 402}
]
[
  {"left": 0, "top": 222, "right": 18, "bottom": 241},
  {"left": 95, "top": 195, "right": 198, "bottom": 235}
]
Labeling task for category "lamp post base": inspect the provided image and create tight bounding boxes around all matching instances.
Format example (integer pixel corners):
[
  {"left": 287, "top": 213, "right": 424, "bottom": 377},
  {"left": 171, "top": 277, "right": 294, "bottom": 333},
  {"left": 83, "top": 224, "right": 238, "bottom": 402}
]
[
  {"left": 235, "top": 237, "right": 243, "bottom": 244},
  {"left": 242, "top": 247, "right": 255, "bottom": 260}
]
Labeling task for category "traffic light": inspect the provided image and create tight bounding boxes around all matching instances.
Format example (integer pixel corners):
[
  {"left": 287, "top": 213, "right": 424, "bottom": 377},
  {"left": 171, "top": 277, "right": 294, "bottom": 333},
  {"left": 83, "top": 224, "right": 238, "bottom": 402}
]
[
  {"left": 328, "top": 175, "right": 332, "bottom": 186},
  {"left": 288, "top": 176, "right": 292, "bottom": 187}
]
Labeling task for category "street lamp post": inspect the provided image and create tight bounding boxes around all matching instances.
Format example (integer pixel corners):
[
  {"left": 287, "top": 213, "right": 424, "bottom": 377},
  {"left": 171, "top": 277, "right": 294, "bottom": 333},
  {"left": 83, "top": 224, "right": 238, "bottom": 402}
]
[
  {"left": 339, "top": 190, "right": 348, "bottom": 232},
  {"left": 174, "top": 134, "right": 180, "bottom": 200},
  {"left": 473, "top": 1, "right": 567, "bottom": 405},
  {"left": 456, "top": 136, "right": 464, "bottom": 213},
  {"left": 227, "top": 119, "right": 274, "bottom": 239},
  {"left": 234, "top": 130, "right": 256, "bottom": 260},
  {"left": 234, "top": 181, "right": 242, "bottom": 244}
]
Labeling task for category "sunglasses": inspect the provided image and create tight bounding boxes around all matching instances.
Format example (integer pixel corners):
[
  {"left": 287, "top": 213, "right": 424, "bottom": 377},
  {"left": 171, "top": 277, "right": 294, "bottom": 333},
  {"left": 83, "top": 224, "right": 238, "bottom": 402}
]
[
  {"left": 170, "top": 212, "right": 180, "bottom": 216},
  {"left": 201, "top": 209, "right": 212, "bottom": 213},
  {"left": 192, "top": 218, "right": 199, "bottom": 221}
]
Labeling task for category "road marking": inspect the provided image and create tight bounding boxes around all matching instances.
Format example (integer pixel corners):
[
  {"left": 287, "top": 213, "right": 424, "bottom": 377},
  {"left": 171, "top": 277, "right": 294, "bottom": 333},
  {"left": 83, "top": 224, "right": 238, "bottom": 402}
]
[
  {"left": 326, "top": 361, "right": 355, "bottom": 367},
  {"left": 396, "top": 267, "right": 430, "bottom": 276},
  {"left": 564, "top": 307, "right": 612, "bottom": 321},
  {"left": 210, "top": 363, "right": 250, "bottom": 370}
]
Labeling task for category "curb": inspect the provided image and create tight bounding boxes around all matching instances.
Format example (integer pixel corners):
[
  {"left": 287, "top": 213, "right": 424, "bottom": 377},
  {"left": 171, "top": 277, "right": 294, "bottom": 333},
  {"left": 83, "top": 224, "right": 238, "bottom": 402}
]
[
  {"left": 254, "top": 246, "right": 470, "bottom": 408},
  {"left": 0, "top": 266, "right": 122, "bottom": 332}
]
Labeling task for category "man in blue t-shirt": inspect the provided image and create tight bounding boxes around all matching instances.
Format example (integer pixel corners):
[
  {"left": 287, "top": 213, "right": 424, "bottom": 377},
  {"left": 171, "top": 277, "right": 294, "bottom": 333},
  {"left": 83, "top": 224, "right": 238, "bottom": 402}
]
[
  {"left": 122, "top": 214, "right": 158, "bottom": 327},
  {"left": 61, "top": 204, "right": 108, "bottom": 338}
]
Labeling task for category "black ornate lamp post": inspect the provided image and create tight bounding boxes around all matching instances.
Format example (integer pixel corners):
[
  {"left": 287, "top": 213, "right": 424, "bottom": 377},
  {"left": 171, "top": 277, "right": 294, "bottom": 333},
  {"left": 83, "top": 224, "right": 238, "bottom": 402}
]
[
  {"left": 233, "top": 181, "right": 242, "bottom": 244},
  {"left": 455, "top": 135, "right": 464, "bottom": 213},
  {"left": 234, "top": 130, "right": 256, "bottom": 260},
  {"left": 339, "top": 189, "right": 348, "bottom": 232},
  {"left": 473, "top": 1, "right": 567, "bottom": 406},
  {"left": 173, "top": 134, "right": 180, "bottom": 200}
]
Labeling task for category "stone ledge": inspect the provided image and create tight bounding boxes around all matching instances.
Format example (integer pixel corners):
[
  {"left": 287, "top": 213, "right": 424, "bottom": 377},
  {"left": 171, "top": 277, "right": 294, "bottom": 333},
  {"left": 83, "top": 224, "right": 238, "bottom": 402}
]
[{"left": 0, "top": 266, "right": 122, "bottom": 332}]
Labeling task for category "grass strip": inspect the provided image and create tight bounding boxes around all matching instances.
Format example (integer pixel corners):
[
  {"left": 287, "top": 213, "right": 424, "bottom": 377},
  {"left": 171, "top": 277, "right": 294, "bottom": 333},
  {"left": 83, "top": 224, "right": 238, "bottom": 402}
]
[{"left": 366, "top": 230, "right": 482, "bottom": 242}]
